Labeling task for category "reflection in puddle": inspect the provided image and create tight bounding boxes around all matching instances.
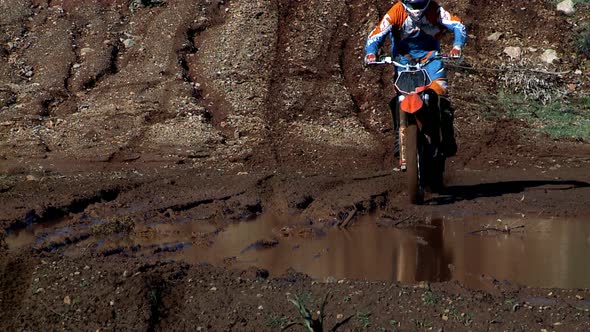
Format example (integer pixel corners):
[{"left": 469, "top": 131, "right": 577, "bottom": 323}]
[
  {"left": 168, "top": 215, "right": 590, "bottom": 289},
  {"left": 5, "top": 216, "right": 71, "bottom": 249},
  {"left": 6, "top": 214, "right": 590, "bottom": 289}
]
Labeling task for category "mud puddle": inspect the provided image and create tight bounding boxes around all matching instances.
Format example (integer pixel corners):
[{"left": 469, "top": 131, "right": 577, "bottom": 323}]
[
  {"left": 5, "top": 216, "right": 73, "bottom": 250},
  {"left": 176, "top": 215, "right": 590, "bottom": 289},
  {"left": 6, "top": 214, "right": 590, "bottom": 289}
]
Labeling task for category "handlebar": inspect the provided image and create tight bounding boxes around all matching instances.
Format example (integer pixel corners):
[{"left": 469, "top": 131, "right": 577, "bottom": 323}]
[{"left": 366, "top": 53, "right": 462, "bottom": 69}]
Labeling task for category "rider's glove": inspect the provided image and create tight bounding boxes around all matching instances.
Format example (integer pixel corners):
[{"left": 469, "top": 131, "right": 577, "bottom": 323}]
[
  {"left": 450, "top": 46, "right": 462, "bottom": 59},
  {"left": 364, "top": 53, "right": 377, "bottom": 65}
]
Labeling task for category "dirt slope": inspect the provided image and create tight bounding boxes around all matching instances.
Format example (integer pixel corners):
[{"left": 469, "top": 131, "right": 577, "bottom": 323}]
[
  {"left": 1, "top": 0, "right": 588, "bottom": 170},
  {"left": 1, "top": 0, "right": 590, "bottom": 330}
]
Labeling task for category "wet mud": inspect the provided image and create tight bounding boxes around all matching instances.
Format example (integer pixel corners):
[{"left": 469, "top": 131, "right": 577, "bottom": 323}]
[{"left": 7, "top": 213, "right": 590, "bottom": 290}]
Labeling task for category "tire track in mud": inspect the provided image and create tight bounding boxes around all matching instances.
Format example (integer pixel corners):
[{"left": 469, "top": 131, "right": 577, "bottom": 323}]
[
  {"left": 264, "top": 0, "right": 353, "bottom": 165},
  {"left": 156, "top": 190, "right": 246, "bottom": 214},
  {"left": 262, "top": 0, "right": 292, "bottom": 167},
  {"left": 340, "top": 0, "right": 393, "bottom": 164},
  {"left": 79, "top": 42, "right": 121, "bottom": 91},
  {"left": 181, "top": 2, "right": 233, "bottom": 132},
  {"left": 110, "top": 2, "right": 234, "bottom": 162},
  {"left": 4, "top": 188, "right": 122, "bottom": 233},
  {"left": 255, "top": 0, "right": 399, "bottom": 215},
  {"left": 259, "top": 0, "right": 396, "bottom": 176}
]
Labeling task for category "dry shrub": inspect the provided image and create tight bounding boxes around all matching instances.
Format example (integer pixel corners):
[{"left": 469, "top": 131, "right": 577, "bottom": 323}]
[
  {"left": 499, "top": 59, "right": 567, "bottom": 105},
  {"left": 92, "top": 216, "right": 135, "bottom": 236}
]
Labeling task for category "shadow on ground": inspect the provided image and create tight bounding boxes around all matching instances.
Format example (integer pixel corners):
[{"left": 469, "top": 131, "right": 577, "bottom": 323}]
[{"left": 428, "top": 180, "right": 590, "bottom": 205}]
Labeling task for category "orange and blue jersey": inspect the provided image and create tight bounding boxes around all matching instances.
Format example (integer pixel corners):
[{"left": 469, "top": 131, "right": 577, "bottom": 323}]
[{"left": 365, "top": 1, "right": 467, "bottom": 95}]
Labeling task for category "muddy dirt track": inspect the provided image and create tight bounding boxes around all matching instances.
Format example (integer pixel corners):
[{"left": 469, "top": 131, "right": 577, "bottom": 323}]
[{"left": 1, "top": 0, "right": 590, "bottom": 330}]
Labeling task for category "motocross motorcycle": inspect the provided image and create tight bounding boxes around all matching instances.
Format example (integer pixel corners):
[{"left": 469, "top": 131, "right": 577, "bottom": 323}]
[{"left": 370, "top": 54, "right": 451, "bottom": 204}]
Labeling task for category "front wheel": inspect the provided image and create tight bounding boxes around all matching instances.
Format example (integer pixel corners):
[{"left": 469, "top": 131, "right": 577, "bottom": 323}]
[{"left": 406, "top": 124, "right": 423, "bottom": 204}]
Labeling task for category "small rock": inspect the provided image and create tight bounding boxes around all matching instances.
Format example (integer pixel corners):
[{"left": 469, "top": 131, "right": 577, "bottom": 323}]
[
  {"left": 123, "top": 270, "right": 128, "bottom": 277},
  {"left": 442, "top": 315, "right": 449, "bottom": 321},
  {"left": 512, "top": 303, "right": 521, "bottom": 312},
  {"left": 576, "top": 295, "right": 584, "bottom": 300},
  {"left": 324, "top": 276, "right": 337, "bottom": 284},
  {"left": 539, "top": 49, "right": 559, "bottom": 64},
  {"left": 83, "top": 265, "right": 90, "bottom": 270},
  {"left": 25, "top": 70, "right": 34, "bottom": 77},
  {"left": 80, "top": 48, "right": 93, "bottom": 56},
  {"left": 504, "top": 46, "right": 522, "bottom": 59},
  {"left": 73, "top": 63, "right": 81, "bottom": 69},
  {"left": 109, "top": 300, "right": 114, "bottom": 306},
  {"left": 414, "top": 281, "right": 431, "bottom": 290},
  {"left": 486, "top": 32, "right": 503, "bottom": 42},
  {"left": 336, "top": 314, "right": 344, "bottom": 320},
  {"left": 64, "top": 296, "right": 71, "bottom": 305},
  {"left": 123, "top": 38, "right": 135, "bottom": 48},
  {"left": 210, "top": 287, "right": 217, "bottom": 292},
  {"left": 258, "top": 305, "right": 264, "bottom": 310},
  {"left": 574, "top": 70, "right": 582, "bottom": 75},
  {"left": 240, "top": 267, "right": 269, "bottom": 280},
  {"left": 557, "top": 0, "right": 575, "bottom": 15},
  {"left": 25, "top": 175, "right": 38, "bottom": 181}
]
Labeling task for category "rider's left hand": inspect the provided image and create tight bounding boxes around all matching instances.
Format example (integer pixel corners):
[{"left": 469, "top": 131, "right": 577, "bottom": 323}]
[
  {"left": 364, "top": 53, "right": 377, "bottom": 65},
  {"left": 450, "top": 46, "right": 462, "bottom": 59}
]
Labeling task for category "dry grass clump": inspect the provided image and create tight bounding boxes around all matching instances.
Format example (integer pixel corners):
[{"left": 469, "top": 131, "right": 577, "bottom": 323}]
[
  {"left": 499, "top": 60, "right": 566, "bottom": 105},
  {"left": 91, "top": 216, "right": 135, "bottom": 236}
]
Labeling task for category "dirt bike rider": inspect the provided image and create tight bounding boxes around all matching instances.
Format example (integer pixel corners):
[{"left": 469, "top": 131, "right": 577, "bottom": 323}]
[{"left": 364, "top": 0, "right": 466, "bottom": 157}]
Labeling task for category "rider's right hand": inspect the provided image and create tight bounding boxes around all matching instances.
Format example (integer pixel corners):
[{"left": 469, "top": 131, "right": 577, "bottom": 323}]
[
  {"left": 450, "top": 46, "right": 462, "bottom": 59},
  {"left": 364, "top": 54, "right": 377, "bottom": 65}
]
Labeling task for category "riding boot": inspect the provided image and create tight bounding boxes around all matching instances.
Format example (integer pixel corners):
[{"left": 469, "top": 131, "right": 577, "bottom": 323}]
[
  {"left": 393, "top": 129, "right": 400, "bottom": 157},
  {"left": 439, "top": 97, "right": 457, "bottom": 157}
]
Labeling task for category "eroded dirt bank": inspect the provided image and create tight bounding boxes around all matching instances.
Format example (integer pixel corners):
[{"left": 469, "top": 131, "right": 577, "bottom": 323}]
[{"left": 1, "top": 0, "right": 590, "bottom": 330}]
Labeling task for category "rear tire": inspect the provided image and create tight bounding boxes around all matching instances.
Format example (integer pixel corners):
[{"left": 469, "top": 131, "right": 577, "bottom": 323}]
[
  {"left": 406, "top": 124, "right": 423, "bottom": 204},
  {"left": 430, "top": 155, "right": 446, "bottom": 194}
]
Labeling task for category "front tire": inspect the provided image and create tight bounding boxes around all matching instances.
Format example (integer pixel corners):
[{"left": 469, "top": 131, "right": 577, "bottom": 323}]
[{"left": 406, "top": 124, "right": 423, "bottom": 204}]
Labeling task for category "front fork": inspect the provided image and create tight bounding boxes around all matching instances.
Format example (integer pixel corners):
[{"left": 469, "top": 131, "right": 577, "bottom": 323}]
[
  {"left": 397, "top": 93, "right": 430, "bottom": 172},
  {"left": 399, "top": 107, "right": 407, "bottom": 171}
]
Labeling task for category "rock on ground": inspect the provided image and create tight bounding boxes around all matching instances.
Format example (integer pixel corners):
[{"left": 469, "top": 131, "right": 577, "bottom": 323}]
[
  {"left": 540, "top": 49, "right": 560, "bottom": 64},
  {"left": 557, "top": 0, "right": 575, "bottom": 15},
  {"left": 503, "top": 46, "right": 522, "bottom": 59}
]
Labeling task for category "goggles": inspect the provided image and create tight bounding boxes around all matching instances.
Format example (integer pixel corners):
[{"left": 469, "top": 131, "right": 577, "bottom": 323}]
[{"left": 404, "top": 1, "right": 430, "bottom": 11}]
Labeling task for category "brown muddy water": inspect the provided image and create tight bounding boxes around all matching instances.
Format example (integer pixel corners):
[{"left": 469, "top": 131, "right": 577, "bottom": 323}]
[{"left": 6, "top": 214, "right": 590, "bottom": 289}]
